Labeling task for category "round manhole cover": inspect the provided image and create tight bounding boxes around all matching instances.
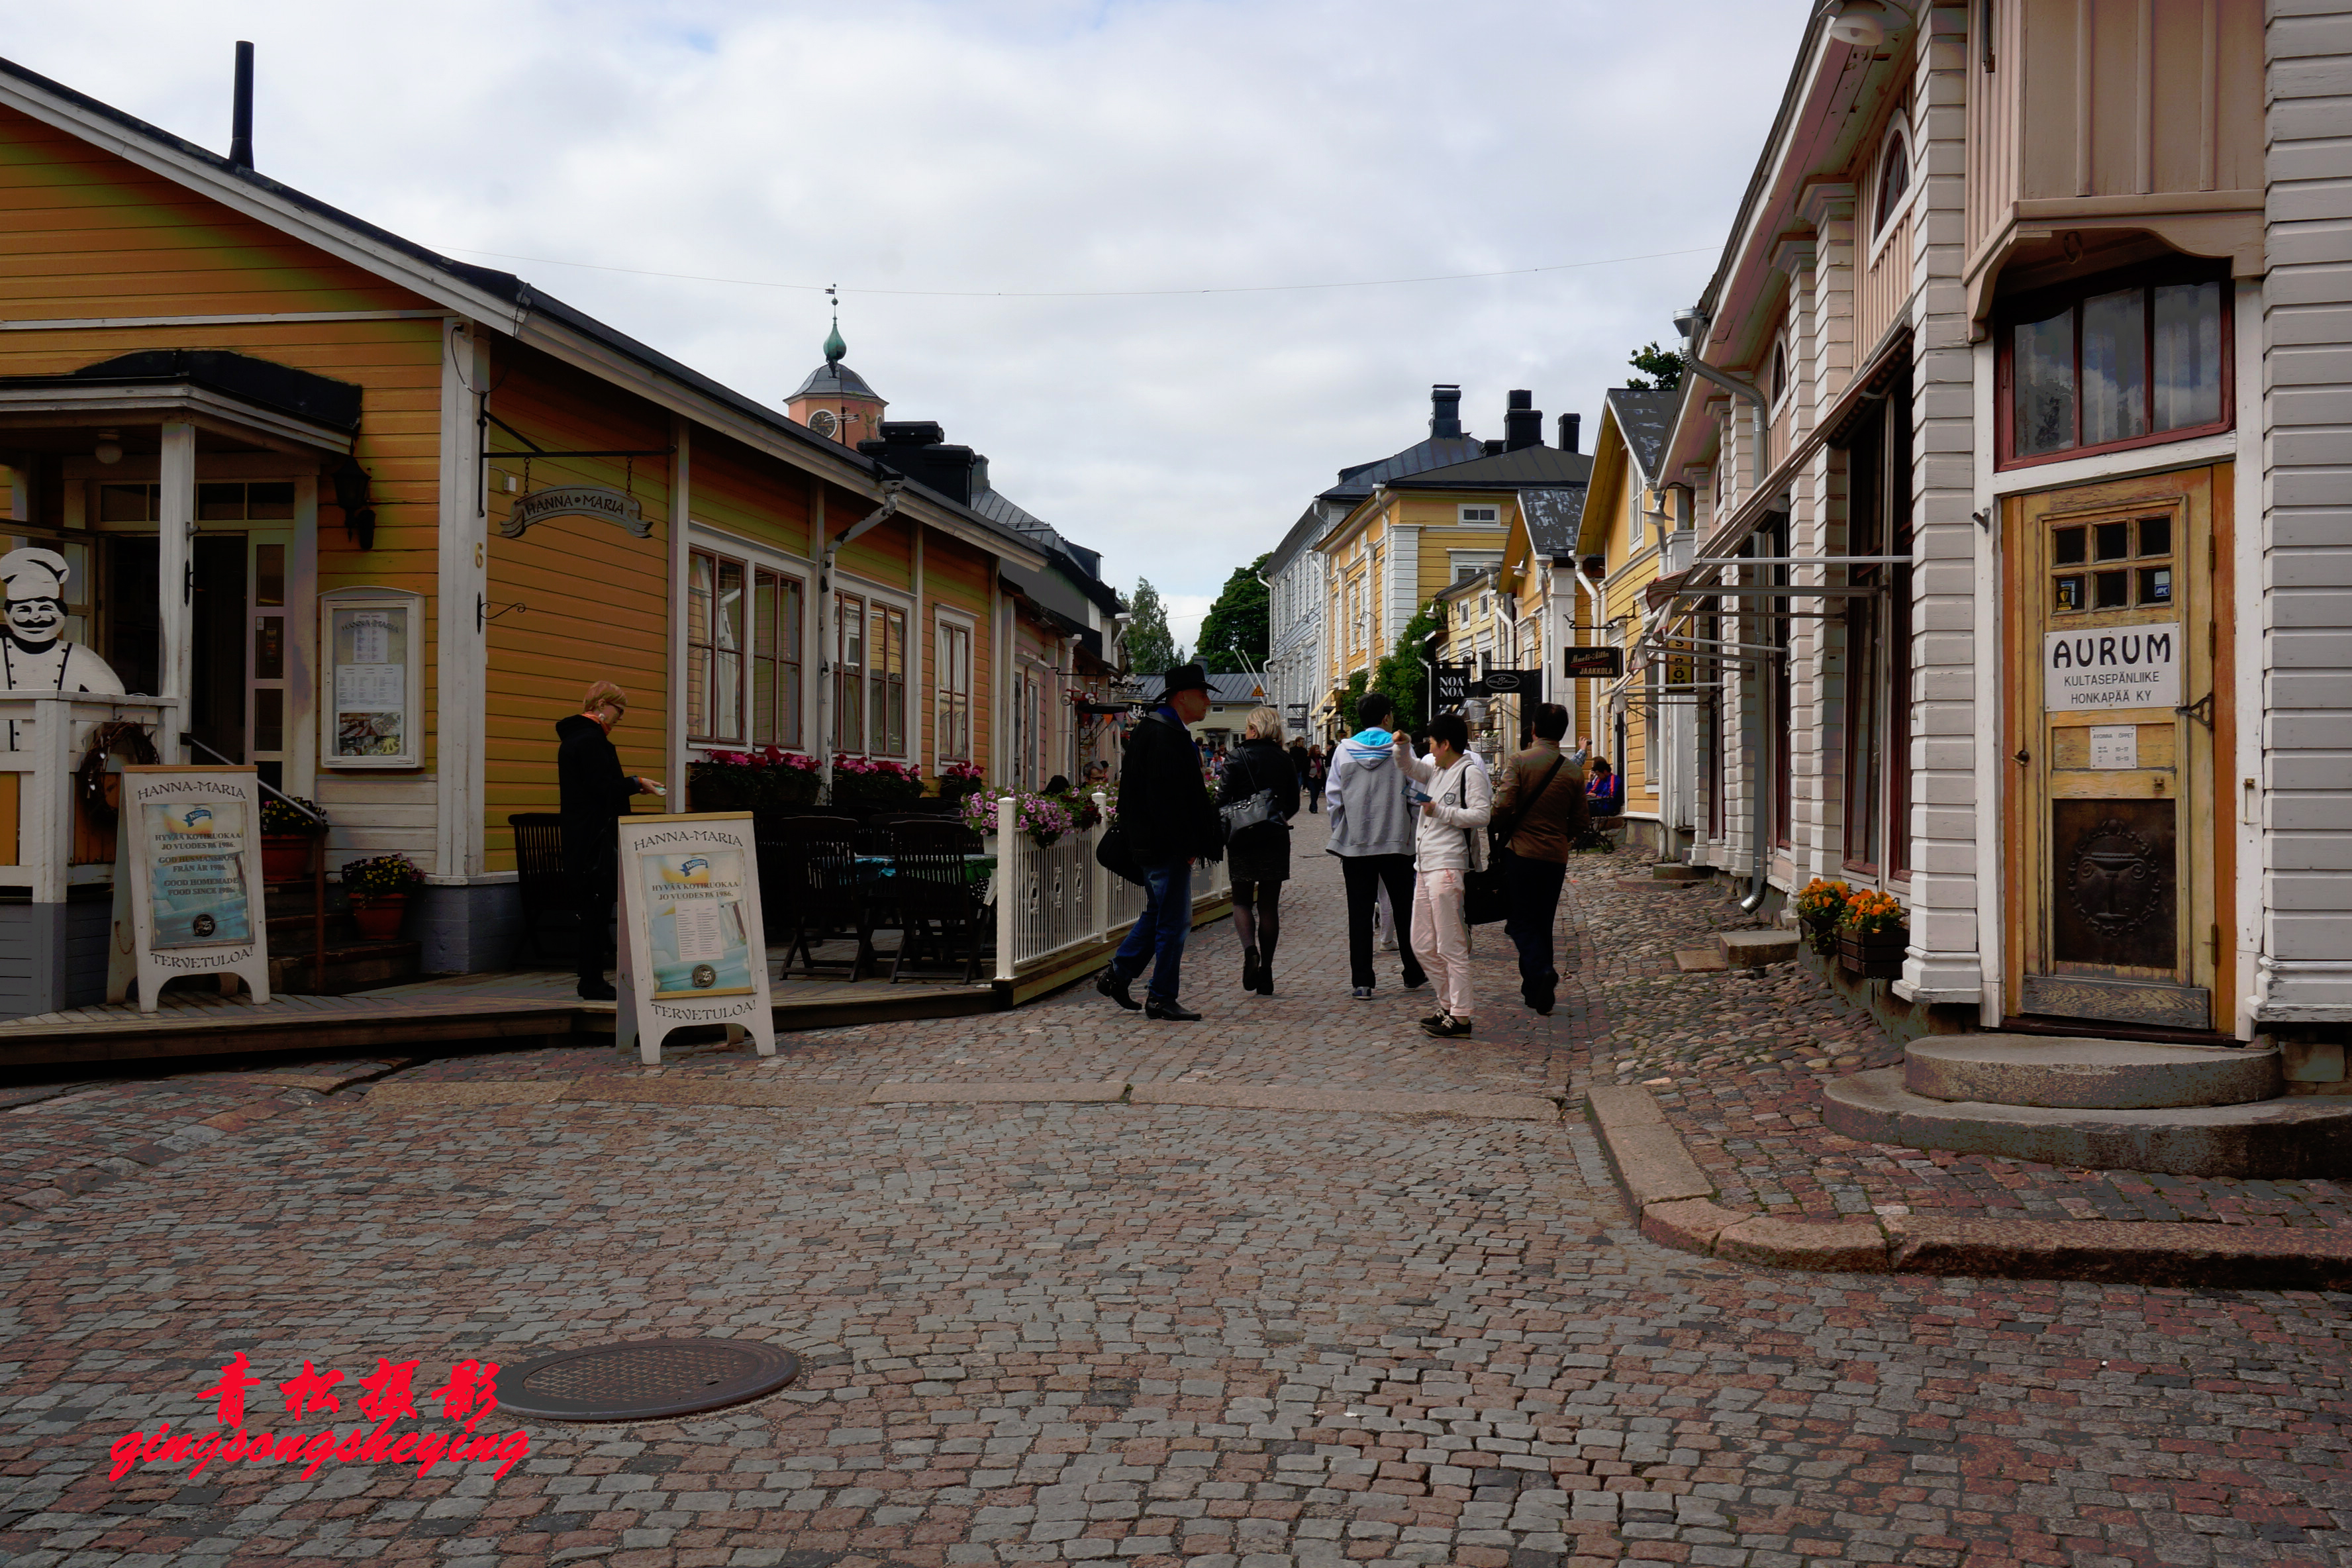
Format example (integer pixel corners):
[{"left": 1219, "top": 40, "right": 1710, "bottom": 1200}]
[{"left": 496, "top": 1338, "right": 801, "bottom": 1422}]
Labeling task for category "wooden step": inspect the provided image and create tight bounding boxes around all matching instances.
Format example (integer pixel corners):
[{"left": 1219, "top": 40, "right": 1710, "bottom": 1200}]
[{"left": 271, "top": 940, "right": 422, "bottom": 997}]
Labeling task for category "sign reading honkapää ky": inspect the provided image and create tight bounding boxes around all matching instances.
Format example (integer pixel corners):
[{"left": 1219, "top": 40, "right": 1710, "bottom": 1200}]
[
  {"left": 614, "top": 812, "right": 775, "bottom": 1064},
  {"left": 2043, "top": 624, "right": 2180, "bottom": 712},
  {"left": 114, "top": 766, "right": 271, "bottom": 1012},
  {"left": 499, "top": 485, "right": 651, "bottom": 540}
]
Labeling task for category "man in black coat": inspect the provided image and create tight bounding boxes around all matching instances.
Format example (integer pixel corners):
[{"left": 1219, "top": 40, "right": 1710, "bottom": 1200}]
[
  {"left": 1097, "top": 663, "right": 1220, "bottom": 1020},
  {"left": 556, "top": 681, "right": 656, "bottom": 1000}
]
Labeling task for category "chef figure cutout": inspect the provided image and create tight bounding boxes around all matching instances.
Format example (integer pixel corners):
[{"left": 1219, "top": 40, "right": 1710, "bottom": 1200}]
[{"left": 0, "top": 547, "right": 124, "bottom": 748}]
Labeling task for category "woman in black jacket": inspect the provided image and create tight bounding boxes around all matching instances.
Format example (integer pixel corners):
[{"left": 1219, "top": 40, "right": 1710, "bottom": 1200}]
[
  {"left": 1217, "top": 706, "right": 1301, "bottom": 995},
  {"left": 556, "top": 681, "right": 656, "bottom": 999}
]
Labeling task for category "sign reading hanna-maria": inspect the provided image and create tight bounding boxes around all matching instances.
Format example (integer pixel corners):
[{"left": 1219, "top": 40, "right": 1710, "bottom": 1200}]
[
  {"left": 500, "top": 485, "right": 651, "bottom": 540},
  {"left": 2043, "top": 624, "right": 2180, "bottom": 712}
]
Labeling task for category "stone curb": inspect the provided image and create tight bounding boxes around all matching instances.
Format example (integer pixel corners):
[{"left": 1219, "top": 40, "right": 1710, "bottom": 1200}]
[{"left": 1587, "top": 1084, "right": 2352, "bottom": 1287}]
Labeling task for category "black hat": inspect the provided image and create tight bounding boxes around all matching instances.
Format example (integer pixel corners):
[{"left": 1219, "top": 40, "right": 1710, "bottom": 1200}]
[{"left": 1161, "top": 663, "right": 1210, "bottom": 695}]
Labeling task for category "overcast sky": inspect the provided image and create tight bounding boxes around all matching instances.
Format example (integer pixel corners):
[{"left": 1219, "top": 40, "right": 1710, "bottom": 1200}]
[{"left": 7, "top": 0, "right": 1800, "bottom": 654}]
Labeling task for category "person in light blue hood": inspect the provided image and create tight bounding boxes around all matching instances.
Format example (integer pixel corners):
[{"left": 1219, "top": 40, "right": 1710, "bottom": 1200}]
[{"left": 1324, "top": 692, "right": 1428, "bottom": 1000}]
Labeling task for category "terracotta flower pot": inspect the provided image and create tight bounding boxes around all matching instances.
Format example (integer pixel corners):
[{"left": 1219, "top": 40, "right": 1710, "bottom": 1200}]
[
  {"left": 350, "top": 895, "right": 407, "bottom": 942},
  {"left": 1837, "top": 928, "right": 1908, "bottom": 979},
  {"left": 261, "top": 833, "right": 318, "bottom": 882}
]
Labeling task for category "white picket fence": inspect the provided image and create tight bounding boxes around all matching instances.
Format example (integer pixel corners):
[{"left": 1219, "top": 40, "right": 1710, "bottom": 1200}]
[{"left": 991, "top": 791, "right": 1230, "bottom": 980}]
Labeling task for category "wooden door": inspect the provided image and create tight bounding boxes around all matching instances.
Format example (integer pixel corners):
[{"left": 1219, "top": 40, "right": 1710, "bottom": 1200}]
[{"left": 2002, "top": 466, "right": 2231, "bottom": 1032}]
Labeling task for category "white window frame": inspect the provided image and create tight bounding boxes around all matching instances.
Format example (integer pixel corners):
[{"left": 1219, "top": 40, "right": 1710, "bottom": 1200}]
[
  {"left": 1457, "top": 503, "right": 1501, "bottom": 526},
  {"left": 1867, "top": 119, "right": 1916, "bottom": 264},
  {"left": 934, "top": 607, "right": 976, "bottom": 771},
  {"left": 686, "top": 526, "right": 815, "bottom": 756},
  {"left": 832, "top": 571, "right": 916, "bottom": 763}
]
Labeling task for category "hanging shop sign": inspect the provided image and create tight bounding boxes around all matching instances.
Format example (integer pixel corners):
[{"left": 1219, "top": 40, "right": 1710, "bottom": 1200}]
[
  {"left": 2043, "top": 624, "right": 2180, "bottom": 712},
  {"left": 615, "top": 811, "right": 776, "bottom": 1064},
  {"left": 1560, "top": 646, "right": 1625, "bottom": 679},
  {"left": 115, "top": 766, "right": 270, "bottom": 1012},
  {"left": 320, "top": 588, "right": 423, "bottom": 769},
  {"left": 500, "top": 485, "right": 651, "bottom": 540},
  {"left": 1469, "top": 667, "right": 1544, "bottom": 697},
  {"left": 1432, "top": 663, "right": 1473, "bottom": 708}
]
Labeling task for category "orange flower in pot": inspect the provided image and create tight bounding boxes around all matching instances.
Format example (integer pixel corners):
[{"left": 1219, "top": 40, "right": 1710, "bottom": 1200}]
[{"left": 341, "top": 852, "right": 422, "bottom": 942}]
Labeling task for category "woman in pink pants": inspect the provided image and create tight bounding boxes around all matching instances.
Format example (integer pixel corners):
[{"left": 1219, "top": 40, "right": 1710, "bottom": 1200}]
[{"left": 1391, "top": 711, "right": 1491, "bottom": 1038}]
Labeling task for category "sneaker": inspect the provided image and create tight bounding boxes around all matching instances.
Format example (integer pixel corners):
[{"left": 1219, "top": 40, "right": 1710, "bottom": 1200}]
[
  {"left": 1418, "top": 1013, "right": 1449, "bottom": 1030},
  {"left": 1351, "top": 985, "right": 1375, "bottom": 1001},
  {"left": 1421, "top": 1014, "right": 1473, "bottom": 1040},
  {"left": 1242, "top": 948, "right": 1261, "bottom": 993},
  {"left": 1145, "top": 997, "right": 1202, "bottom": 1022},
  {"left": 1097, "top": 968, "right": 1141, "bottom": 1011}
]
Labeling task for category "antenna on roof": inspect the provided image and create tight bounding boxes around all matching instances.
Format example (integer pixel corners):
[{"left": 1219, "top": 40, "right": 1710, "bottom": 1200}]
[{"left": 229, "top": 42, "right": 254, "bottom": 171}]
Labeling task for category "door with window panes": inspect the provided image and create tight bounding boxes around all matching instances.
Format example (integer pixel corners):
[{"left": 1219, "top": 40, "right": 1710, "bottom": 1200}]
[
  {"left": 2004, "top": 468, "right": 2225, "bottom": 1032},
  {"left": 94, "top": 479, "right": 294, "bottom": 790}
]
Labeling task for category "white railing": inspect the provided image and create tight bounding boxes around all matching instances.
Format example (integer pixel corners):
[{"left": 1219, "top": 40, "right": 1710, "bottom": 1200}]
[
  {"left": 0, "top": 695, "right": 176, "bottom": 902},
  {"left": 991, "top": 790, "right": 1233, "bottom": 981}
]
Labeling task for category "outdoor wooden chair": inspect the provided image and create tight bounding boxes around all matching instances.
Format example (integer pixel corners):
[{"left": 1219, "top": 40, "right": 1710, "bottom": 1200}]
[
  {"left": 507, "top": 814, "right": 576, "bottom": 967},
  {"left": 885, "top": 819, "right": 987, "bottom": 984},
  {"left": 759, "top": 815, "right": 872, "bottom": 978}
]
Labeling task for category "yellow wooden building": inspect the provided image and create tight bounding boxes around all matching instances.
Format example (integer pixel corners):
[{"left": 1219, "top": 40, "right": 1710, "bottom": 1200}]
[{"left": 0, "top": 56, "right": 1113, "bottom": 1016}]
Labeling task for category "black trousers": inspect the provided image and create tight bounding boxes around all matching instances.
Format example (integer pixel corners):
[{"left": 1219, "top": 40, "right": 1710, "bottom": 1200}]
[
  {"left": 1338, "top": 854, "right": 1426, "bottom": 991},
  {"left": 1502, "top": 854, "right": 1568, "bottom": 990},
  {"left": 569, "top": 860, "right": 616, "bottom": 986}
]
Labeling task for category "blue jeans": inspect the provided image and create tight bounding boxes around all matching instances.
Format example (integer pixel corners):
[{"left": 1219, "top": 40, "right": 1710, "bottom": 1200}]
[{"left": 1112, "top": 859, "right": 1192, "bottom": 1003}]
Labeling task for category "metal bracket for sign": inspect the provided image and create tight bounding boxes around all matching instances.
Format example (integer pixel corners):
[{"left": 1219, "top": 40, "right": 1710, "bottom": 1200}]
[
  {"left": 479, "top": 410, "right": 670, "bottom": 509},
  {"left": 2174, "top": 690, "right": 2214, "bottom": 729},
  {"left": 477, "top": 595, "right": 528, "bottom": 633}
]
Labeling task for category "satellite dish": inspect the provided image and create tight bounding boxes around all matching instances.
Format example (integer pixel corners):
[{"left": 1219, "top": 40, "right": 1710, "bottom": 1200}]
[{"left": 807, "top": 409, "right": 838, "bottom": 438}]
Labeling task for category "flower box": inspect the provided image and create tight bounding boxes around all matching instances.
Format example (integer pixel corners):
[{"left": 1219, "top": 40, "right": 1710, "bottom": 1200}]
[
  {"left": 261, "top": 833, "right": 317, "bottom": 883},
  {"left": 1836, "top": 928, "right": 1908, "bottom": 979}
]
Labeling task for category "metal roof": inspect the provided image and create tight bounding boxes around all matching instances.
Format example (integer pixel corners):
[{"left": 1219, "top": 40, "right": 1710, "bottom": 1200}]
[
  {"left": 1385, "top": 444, "right": 1594, "bottom": 490},
  {"left": 1263, "top": 505, "right": 1326, "bottom": 576},
  {"left": 1319, "top": 436, "right": 1491, "bottom": 503},
  {"left": 1517, "top": 487, "right": 1589, "bottom": 560},
  {"left": 1603, "top": 388, "right": 1680, "bottom": 485},
  {"left": 787, "top": 359, "right": 882, "bottom": 403},
  {"left": 1131, "top": 671, "right": 1269, "bottom": 705}
]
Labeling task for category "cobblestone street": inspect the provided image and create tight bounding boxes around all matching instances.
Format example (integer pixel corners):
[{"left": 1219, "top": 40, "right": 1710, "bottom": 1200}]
[{"left": 5, "top": 816, "right": 2351, "bottom": 1567}]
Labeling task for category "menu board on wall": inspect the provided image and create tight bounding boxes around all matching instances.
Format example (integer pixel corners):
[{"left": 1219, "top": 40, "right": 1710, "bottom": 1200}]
[
  {"left": 614, "top": 812, "right": 775, "bottom": 1065},
  {"left": 321, "top": 591, "right": 421, "bottom": 768},
  {"left": 116, "top": 766, "right": 271, "bottom": 1013}
]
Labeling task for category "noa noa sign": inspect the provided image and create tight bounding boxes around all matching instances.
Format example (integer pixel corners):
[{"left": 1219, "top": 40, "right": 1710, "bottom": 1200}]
[{"left": 2043, "top": 624, "right": 2180, "bottom": 712}]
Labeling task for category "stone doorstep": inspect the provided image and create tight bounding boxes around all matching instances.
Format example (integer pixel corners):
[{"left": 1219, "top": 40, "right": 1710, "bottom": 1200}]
[
  {"left": 1671, "top": 948, "right": 1727, "bottom": 973},
  {"left": 1587, "top": 1084, "right": 2352, "bottom": 1288},
  {"left": 1716, "top": 930, "right": 1799, "bottom": 968}
]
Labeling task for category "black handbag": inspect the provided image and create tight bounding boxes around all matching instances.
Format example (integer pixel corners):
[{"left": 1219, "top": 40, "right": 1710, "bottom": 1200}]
[{"left": 1095, "top": 820, "right": 1146, "bottom": 885}]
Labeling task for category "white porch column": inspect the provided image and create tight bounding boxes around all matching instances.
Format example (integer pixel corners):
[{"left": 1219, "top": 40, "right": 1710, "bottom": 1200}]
[
  {"left": 157, "top": 420, "right": 195, "bottom": 760},
  {"left": 667, "top": 416, "right": 691, "bottom": 794},
  {"left": 435, "top": 318, "right": 487, "bottom": 881}
]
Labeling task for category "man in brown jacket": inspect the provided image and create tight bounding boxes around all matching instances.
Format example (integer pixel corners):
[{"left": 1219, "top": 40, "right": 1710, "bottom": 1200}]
[{"left": 1488, "top": 703, "right": 1588, "bottom": 1015}]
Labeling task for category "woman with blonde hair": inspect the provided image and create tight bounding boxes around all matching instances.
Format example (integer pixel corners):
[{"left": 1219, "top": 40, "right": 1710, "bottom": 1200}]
[
  {"left": 556, "top": 680, "right": 659, "bottom": 999},
  {"left": 1216, "top": 705, "right": 1300, "bottom": 995}
]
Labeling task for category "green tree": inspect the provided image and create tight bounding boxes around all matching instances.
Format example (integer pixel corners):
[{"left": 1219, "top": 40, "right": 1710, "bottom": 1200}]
[
  {"left": 1624, "top": 341, "right": 1687, "bottom": 392},
  {"left": 1194, "top": 554, "right": 1271, "bottom": 673},
  {"left": 1370, "top": 599, "right": 1446, "bottom": 733},
  {"left": 1124, "top": 578, "right": 1181, "bottom": 675}
]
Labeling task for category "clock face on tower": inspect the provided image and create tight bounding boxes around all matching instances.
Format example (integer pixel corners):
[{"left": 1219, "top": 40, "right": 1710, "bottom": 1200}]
[{"left": 806, "top": 409, "right": 838, "bottom": 438}]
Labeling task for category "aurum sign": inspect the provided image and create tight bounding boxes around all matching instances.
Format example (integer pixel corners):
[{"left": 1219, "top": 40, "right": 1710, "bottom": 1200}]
[
  {"left": 2043, "top": 624, "right": 2179, "bottom": 711},
  {"left": 499, "top": 485, "right": 651, "bottom": 540}
]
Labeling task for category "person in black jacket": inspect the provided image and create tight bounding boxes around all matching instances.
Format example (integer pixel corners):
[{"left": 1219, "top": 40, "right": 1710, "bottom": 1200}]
[
  {"left": 556, "top": 681, "right": 658, "bottom": 1000},
  {"left": 1098, "top": 663, "right": 1220, "bottom": 1020},
  {"left": 1219, "top": 707, "right": 1300, "bottom": 996}
]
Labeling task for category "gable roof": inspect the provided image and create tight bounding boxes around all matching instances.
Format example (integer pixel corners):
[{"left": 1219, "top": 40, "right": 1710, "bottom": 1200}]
[
  {"left": 1603, "top": 388, "right": 1679, "bottom": 485},
  {"left": 1318, "top": 435, "right": 1489, "bottom": 504},
  {"left": 1517, "top": 487, "right": 1589, "bottom": 560},
  {"left": 1264, "top": 505, "right": 1326, "bottom": 577},
  {"left": 1385, "top": 444, "right": 1594, "bottom": 491},
  {"left": 0, "top": 54, "right": 1050, "bottom": 569}
]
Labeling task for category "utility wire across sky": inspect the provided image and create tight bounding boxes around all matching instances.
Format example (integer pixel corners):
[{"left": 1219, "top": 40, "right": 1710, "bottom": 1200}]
[{"left": 439, "top": 244, "right": 1718, "bottom": 300}]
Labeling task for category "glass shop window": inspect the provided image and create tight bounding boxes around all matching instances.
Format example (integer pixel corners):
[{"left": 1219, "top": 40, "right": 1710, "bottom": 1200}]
[{"left": 2000, "top": 263, "right": 2230, "bottom": 467}]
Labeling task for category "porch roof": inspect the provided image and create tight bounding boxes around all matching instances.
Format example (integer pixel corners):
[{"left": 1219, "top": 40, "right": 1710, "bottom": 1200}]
[{"left": 0, "top": 348, "right": 362, "bottom": 455}]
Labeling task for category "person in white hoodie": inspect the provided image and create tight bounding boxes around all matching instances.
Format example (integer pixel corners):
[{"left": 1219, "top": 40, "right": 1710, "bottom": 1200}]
[{"left": 1391, "top": 710, "right": 1491, "bottom": 1039}]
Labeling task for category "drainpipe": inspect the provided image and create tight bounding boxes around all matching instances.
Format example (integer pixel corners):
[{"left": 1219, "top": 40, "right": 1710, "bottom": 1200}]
[
  {"left": 1676, "top": 321, "right": 1773, "bottom": 909},
  {"left": 816, "top": 476, "right": 905, "bottom": 803}
]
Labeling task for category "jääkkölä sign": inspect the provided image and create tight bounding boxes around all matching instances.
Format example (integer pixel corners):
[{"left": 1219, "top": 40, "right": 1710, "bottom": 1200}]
[
  {"left": 111, "top": 766, "right": 271, "bottom": 1012},
  {"left": 614, "top": 811, "right": 775, "bottom": 1064},
  {"left": 499, "top": 485, "right": 651, "bottom": 540}
]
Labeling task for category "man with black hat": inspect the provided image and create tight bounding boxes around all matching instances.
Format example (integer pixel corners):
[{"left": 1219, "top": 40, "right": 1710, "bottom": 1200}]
[{"left": 1098, "top": 662, "right": 1221, "bottom": 1020}]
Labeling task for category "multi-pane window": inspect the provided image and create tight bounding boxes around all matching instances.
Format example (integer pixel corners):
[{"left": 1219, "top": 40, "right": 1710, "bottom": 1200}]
[
  {"left": 937, "top": 618, "right": 973, "bottom": 763},
  {"left": 2049, "top": 514, "right": 2173, "bottom": 618},
  {"left": 834, "top": 590, "right": 865, "bottom": 755},
  {"left": 687, "top": 549, "right": 744, "bottom": 742},
  {"left": 2002, "top": 265, "right": 2229, "bottom": 465},
  {"left": 867, "top": 601, "right": 907, "bottom": 757},
  {"left": 1840, "top": 374, "right": 1915, "bottom": 878},
  {"left": 750, "top": 568, "right": 803, "bottom": 748}
]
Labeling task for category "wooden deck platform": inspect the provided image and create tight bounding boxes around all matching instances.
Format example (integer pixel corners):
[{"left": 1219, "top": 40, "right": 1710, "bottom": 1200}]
[{"left": 0, "top": 962, "right": 997, "bottom": 1069}]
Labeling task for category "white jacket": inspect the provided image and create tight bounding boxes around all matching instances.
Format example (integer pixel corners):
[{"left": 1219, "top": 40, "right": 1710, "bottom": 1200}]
[{"left": 1391, "top": 742, "right": 1492, "bottom": 871}]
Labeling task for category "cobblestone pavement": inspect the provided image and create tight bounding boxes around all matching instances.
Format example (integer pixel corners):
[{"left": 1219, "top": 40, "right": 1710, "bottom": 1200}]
[
  {"left": 4, "top": 817, "right": 2351, "bottom": 1567},
  {"left": 1563, "top": 850, "right": 2352, "bottom": 1231}
]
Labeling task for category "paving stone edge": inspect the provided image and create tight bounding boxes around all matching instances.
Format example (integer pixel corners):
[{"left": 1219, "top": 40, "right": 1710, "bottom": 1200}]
[{"left": 1585, "top": 1083, "right": 2352, "bottom": 1288}]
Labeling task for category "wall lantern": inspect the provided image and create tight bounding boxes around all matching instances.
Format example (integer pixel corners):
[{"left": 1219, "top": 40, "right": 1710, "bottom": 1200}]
[{"left": 330, "top": 456, "right": 377, "bottom": 550}]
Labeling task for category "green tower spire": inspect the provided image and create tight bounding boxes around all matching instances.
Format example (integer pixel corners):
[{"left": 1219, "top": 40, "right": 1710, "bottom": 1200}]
[{"left": 823, "top": 293, "right": 846, "bottom": 366}]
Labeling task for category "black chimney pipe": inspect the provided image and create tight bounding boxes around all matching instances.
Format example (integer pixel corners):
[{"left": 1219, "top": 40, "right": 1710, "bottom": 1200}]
[
  {"left": 230, "top": 42, "right": 254, "bottom": 171},
  {"left": 1429, "top": 384, "right": 1463, "bottom": 439},
  {"left": 1504, "top": 390, "right": 1543, "bottom": 452},
  {"left": 1559, "top": 413, "right": 1581, "bottom": 453}
]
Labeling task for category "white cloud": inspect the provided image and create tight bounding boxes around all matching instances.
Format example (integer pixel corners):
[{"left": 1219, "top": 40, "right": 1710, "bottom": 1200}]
[{"left": 3, "top": 0, "right": 1803, "bottom": 609}]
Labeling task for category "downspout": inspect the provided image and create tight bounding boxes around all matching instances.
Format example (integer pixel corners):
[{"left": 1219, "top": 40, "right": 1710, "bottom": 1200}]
[
  {"left": 816, "top": 476, "right": 905, "bottom": 803},
  {"left": 1677, "top": 331, "right": 1774, "bottom": 910}
]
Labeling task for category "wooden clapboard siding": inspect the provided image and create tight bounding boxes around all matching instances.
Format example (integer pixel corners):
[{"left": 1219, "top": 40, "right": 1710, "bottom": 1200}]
[
  {"left": 480, "top": 350, "right": 671, "bottom": 873},
  {"left": 0, "top": 105, "right": 428, "bottom": 318},
  {"left": 921, "top": 530, "right": 995, "bottom": 777},
  {"left": 318, "top": 773, "right": 437, "bottom": 867},
  {"left": 689, "top": 427, "right": 810, "bottom": 558}
]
